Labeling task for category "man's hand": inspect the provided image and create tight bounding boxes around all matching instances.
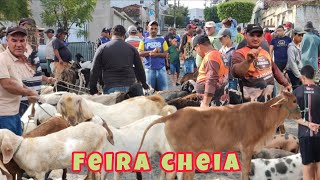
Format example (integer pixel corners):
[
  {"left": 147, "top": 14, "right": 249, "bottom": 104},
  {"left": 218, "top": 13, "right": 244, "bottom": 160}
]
[
  {"left": 27, "top": 96, "right": 38, "bottom": 104},
  {"left": 59, "top": 59, "right": 63, "bottom": 64},
  {"left": 308, "top": 122, "right": 319, "bottom": 133},
  {"left": 285, "top": 84, "right": 292, "bottom": 92},
  {"left": 47, "top": 77, "right": 56, "bottom": 84},
  {"left": 247, "top": 47, "right": 261, "bottom": 64},
  {"left": 153, "top": 48, "right": 160, "bottom": 53}
]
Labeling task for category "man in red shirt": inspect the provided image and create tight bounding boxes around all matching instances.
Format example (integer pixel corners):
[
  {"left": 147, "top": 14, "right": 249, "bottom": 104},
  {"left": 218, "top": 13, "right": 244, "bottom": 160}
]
[{"left": 264, "top": 27, "right": 272, "bottom": 45}]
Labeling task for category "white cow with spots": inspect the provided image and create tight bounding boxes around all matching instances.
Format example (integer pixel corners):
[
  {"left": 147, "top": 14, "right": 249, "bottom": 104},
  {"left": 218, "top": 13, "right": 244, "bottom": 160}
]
[{"left": 249, "top": 153, "right": 302, "bottom": 180}]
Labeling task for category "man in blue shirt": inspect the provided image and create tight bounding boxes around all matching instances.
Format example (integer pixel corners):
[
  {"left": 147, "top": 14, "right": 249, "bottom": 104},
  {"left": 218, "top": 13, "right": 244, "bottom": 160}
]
[
  {"left": 139, "top": 21, "right": 169, "bottom": 91},
  {"left": 301, "top": 21, "right": 320, "bottom": 84},
  {"left": 96, "top": 28, "right": 111, "bottom": 49},
  {"left": 270, "top": 25, "right": 292, "bottom": 72}
]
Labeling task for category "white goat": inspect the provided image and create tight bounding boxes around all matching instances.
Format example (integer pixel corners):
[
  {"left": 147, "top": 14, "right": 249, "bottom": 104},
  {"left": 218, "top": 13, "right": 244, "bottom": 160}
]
[
  {"left": 98, "top": 115, "right": 171, "bottom": 180},
  {"left": 57, "top": 93, "right": 177, "bottom": 128},
  {"left": 0, "top": 122, "right": 113, "bottom": 180}
]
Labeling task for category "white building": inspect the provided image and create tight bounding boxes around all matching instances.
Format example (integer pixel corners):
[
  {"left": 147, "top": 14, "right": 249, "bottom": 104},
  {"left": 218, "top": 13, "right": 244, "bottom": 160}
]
[{"left": 188, "top": 8, "right": 205, "bottom": 21}]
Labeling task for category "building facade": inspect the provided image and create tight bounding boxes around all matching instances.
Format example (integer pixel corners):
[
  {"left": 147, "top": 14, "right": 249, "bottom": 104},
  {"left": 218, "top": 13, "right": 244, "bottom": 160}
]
[{"left": 188, "top": 8, "right": 205, "bottom": 21}]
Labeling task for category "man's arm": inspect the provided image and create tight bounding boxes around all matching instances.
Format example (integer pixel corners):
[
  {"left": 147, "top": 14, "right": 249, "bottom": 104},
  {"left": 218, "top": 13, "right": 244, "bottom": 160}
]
[
  {"left": 150, "top": 40, "right": 169, "bottom": 58},
  {"left": 201, "top": 60, "right": 220, "bottom": 107},
  {"left": 89, "top": 47, "right": 104, "bottom": 94},
  {"left": 272, "top": 61, "right": 290, "bottom": 87},
  {"left": 138, "top": 40, "right": 151, "bottom": 57},
  {"left": 231, "top": 52, "right": 251, "bottom": 78},
  {"left": 179, "top": 35, "right": 187, "bottom": 53},
  {"left": 133, "top": 49, "right": 147, "bottom": 87},
  {"left": 0, "top": 78, "right": 37, "bottom": 96},
  {"left": 269, "top": 40, "right": 274, "bottom": 59}
]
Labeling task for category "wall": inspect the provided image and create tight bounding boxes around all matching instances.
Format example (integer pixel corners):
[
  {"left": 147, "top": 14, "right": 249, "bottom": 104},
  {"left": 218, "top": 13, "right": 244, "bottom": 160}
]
[
  {"left": 188, "top": 8, "right": 205, "bottom": 21},
  {"left": 295, "top": 5, "right": 320, "bottom": 29}
]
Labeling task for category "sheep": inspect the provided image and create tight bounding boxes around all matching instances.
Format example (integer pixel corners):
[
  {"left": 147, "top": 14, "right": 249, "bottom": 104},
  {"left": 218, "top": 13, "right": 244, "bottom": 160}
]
[
  {"left": 0, "top": 122, "right": 113, "bottom": 180},
  {"left": 249, "top": 154, "right": 302, "bottom": 180},
  {"left": 2, "top": 116, "right": 70, "bottom": 180},
  {"left": 99, "top": 115, "right": 171, "bottom": 180},
  {"left": 265, "top": 133, "right": 300, "bottom": 153},
  {"left": 167, "top": 93, "right": 201, "bottom": 109},
  {"left": 57, "top": 93, "right": 177, "bottom": 128},
  {"left": 34, "top": 103, "right": 58, "bottom": 124},
  {"left": 252, "top": 148, "right": 295, "bottom": 159}
]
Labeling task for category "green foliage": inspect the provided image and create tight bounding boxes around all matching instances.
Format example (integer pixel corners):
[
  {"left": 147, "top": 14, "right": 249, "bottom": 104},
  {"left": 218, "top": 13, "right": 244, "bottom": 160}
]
[
  {"left": 217, "top": 1, "right": 255, "bottom": 23},
  {"left": 204, "top": 6, "right": 220, "bottom": 22},
  {"left": 0, "top": 0, "right": 31, "bottom": 22},
  {"left": 40, "top": 0, "right": 97, "bottom": 31},
  {"left": 164, "top": 4, "right": 189, "bottom": 27}
]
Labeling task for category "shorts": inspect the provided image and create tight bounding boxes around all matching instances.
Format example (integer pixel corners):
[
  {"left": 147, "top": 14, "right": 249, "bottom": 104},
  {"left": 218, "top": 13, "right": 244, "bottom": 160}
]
[
  {"left": 0, "top": 114, "right": 22, "bottom": 136},
  {"left": 184, "top": 58, "right": 195, "bottom": 74},
  {"left": 170, "top": 62, "right": 180, "bottom": 74},
  {"left": 299, "top": 136, "right": 320, "bottom": 165}
]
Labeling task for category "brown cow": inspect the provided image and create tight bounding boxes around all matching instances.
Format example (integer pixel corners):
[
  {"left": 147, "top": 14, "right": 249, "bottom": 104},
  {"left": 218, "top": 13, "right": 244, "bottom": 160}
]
[{"left": 138, "top": 91, "right": 301, "bottom": 180}]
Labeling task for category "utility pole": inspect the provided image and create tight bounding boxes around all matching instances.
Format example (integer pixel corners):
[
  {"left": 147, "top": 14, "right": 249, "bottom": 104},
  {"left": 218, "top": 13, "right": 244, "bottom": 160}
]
[
  {"left": 173, "top": 0, "right": 176, "bottom": 28},
  {"left": 155, "top": 0, "right": 159, "bottom": 22}
]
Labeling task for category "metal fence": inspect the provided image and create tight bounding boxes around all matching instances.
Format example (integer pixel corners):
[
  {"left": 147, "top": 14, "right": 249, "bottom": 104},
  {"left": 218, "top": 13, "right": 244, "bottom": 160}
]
[{"left": 67, "top": 42, "right": 96, "bottom": 61}]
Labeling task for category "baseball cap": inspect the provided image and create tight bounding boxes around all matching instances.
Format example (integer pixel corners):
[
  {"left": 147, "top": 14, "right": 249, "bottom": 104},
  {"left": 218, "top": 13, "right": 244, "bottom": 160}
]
[
  {"left": 19, "top": 18, "right": 36, "bottom": 26},
  {"left": 148, "top": 21, "right": 159, "bottom": 26},
  {"left": 293, "top": 27, "right": 306, "bottom": 34},
  {"left": 45, "top": 29, "right": 54, "bottom": 34},
  {"left": 304, "top": 21, "right": 314, "bottom": 31},
  {"left": 186, "top": 24, "right": 197, "bottom": 30},
  {"left": 137, "top": 27, "right": 143, "bottom": 33},
  {"left": 102, "top": 27, "right": 111, "bottom": 33},
  {"left": 56, "top": 28, "right": 68, "bottom": 34},
  {"left": 192, "top": 35, "right": 210, "bottom": 47},
  {"left": 127, "top": 25, "right": 138, "bottom": 33},
  {"left": 246, "top": 24, "right": 263, "bottom": 34},
  {"left": 216, "top": 28, "right": 231, "bottom": 39},
  {"left": 204, "top": 21, "right": 216, "bottom": 28},
  {"left": 6, "top": 26, "right": 27, "bottom": 36}
]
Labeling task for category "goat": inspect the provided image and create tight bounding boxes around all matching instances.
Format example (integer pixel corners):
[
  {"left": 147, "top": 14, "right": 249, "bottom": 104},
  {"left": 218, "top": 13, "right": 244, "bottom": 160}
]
[
  {"left": 57, "top": 93, "right": 177, "bottom": 128},
  {"left": 138, "top": 91, "right": 301, "bottom": 180},
  {"left": 0, "top": 122, "right": 113, "bottom": 180},
  {"left": 167, "top": 93, "right": 200, "bottom": 109}
]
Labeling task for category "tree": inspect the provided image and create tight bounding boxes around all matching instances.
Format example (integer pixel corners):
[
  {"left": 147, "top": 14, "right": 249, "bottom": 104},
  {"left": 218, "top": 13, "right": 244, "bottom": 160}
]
[
  {"left": 217, "top": 1, "right": 255, "bottom": 23},
  {"left": 40, "top": 0, "right": 97, "bottom": 32},
  {"left": 204, "top": 6, "right": 220, "bottom": 22},
  {"left": 164, "top": 4, "right": 188, "bottom": 27},
  {"left": 0, "top": 0, "right": 30, "bottom": 22}
]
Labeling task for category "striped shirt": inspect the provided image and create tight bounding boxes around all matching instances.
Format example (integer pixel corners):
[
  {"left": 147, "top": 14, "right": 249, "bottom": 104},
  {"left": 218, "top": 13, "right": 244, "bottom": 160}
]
[{"left": 125, "top": 36, "right": 141, "bottom": 49}]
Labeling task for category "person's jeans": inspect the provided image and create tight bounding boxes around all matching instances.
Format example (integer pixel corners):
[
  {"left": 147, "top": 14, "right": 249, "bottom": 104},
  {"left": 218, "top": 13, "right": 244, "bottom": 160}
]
[
  {"left": 287, "top": 70, "right": 301, "bottom": 90},
  {"left": 184, "top": 58, "right": 195, "bottom": 74},
  {"left": 0, "top": 114, "right": 22, "bottom": 136},
  {"left": 145, "top": 67, "right": 168, "bottom": 91},
  {"left": 19, "top": 100, "right": 29, "bottom": 117},
  {"left": 103, "top": 86, "right": 130, "bottom": 94}
]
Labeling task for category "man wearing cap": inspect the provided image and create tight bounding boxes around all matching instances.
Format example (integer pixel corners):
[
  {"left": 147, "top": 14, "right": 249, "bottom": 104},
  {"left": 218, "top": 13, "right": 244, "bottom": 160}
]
[
  {"left": 19, "top": 18, "right": 56, "bottom": 116},
  {"left": 286, "top": 27, "right": 306, "bottom": 90},
  {"left": 179, "top": 24, "right": 197, "bottom": 74},
  {"left": 125, "top": 25, "right": 141, "bottom": 49},
  {"left": 0, "top": 26, "right": 38, "bottom": 135},
  {"left": 217, "top": 28, "right": 242, "bottom": 104},
  {"left": 45, "top": 29, "right": 56, "bottom": 77},
  {"left": 90, "top": 25, "right": 148, "bottom": 94},
  {"left": 96, "top": 28, "right": 111, "bottom": 49},
  {"left": 284, "top": 22, "right": 294, "bottom": 39},
  {"left": 301, "top": 21, "right": 320, "bottom": 84},
  {"left": 221, "top": 17, "right": 238, "bottom": 42},
  {"left": 139, "top": 21, "right": 169, "bottom": 91},
  {"left": 270, "top": 25, "right": 292, "bottom": 72},
  {"left": 52, "top": 28, "right": 72, "bottom": 80},
  {"left": 193, "top": 35, "right": 229, "bottom": 107},
  {"left": 232, "top": 24, "right": 291, "bottom": 103},
  {"left": 195, "top": 21, "right": 222, "bottom": 68},
  {"left": 137, "top": 27, "right": 144, "bottom": 39}
]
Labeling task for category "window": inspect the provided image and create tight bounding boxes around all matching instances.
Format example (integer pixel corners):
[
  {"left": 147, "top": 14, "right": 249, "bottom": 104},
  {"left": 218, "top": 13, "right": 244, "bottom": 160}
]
[
  {"left": 270, "top": 19, "right": 273, "bottom": 26},
  {"left": 267, "top": 20, "right": 269, "bottom": 26},
  {"left": 140, "top": 0, "right": 144, "bottom": 4}
]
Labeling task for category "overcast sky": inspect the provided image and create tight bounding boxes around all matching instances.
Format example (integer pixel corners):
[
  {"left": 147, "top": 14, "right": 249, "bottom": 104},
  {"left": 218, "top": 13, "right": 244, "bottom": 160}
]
[{"left": 168, "top": 0, "right": 207, "bottom": 9}]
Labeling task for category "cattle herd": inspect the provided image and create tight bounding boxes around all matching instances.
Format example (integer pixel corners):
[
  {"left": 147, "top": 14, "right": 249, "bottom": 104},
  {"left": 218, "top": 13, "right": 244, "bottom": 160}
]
[{"left": 0, "top": 79, "right": 303, "bottom": 180}]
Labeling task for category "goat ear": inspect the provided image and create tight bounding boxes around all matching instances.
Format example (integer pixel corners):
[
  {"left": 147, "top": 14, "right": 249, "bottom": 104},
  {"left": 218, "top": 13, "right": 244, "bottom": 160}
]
[
  {"left": 1, "top": 135, "right": 14, "bottom": 164},
  {"left": 0, "top": 159, "right": 13, "bottom": 180},
  {"left": 270, "top": 98, "right": 288, "bottom": 109},
  {"left": 102, "top": 121, "right": 115, "bottom": 145}
]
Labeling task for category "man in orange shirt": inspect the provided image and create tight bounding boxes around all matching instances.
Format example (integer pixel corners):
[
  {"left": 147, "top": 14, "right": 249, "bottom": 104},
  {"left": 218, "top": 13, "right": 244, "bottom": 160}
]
[
  {"left": 194, "top": 35, "right": 229, "bottom": 107},
  {"left": 232, "top": 24, "right": 291, "bottom": 103}
]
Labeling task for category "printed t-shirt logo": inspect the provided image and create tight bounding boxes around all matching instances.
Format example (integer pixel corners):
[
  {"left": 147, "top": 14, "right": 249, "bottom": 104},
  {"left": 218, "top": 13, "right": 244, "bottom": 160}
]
[
  {"left": 253, "top": 56, "right": 271, "bottom": 70},
  {"left": 277, "top": 40, "right": 286, "bottom": 47},
  {"left": 146, "top": 41, "right": 162, "bottom": 49}
]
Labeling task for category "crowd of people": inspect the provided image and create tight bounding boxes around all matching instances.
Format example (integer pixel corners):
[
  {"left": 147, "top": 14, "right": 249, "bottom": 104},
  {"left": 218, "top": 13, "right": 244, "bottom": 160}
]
[{"left": 0, "top": 15, "right": 320, "bottom": 179}]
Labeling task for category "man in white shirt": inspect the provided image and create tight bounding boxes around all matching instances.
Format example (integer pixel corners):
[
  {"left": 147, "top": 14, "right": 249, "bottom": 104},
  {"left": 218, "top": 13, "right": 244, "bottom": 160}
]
[{"left": 45, "top": 29, "right": 56, "bottom": 77}]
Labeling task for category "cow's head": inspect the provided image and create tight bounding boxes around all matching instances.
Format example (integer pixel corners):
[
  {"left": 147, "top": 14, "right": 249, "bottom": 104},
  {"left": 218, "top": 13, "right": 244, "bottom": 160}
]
[
  {"left": 57, "top": 93, "right": 94, "bottom": 126},
  {"left": 270, "top": 91, "right": 301, "bottom": 120}
]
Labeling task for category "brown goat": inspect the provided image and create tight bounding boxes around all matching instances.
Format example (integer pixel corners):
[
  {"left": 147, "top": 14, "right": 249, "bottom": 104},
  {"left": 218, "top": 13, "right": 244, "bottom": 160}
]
[
  {"left": 167, "top": 93, "right": 200, "bottom": 109},
  {"left": 1, "top": 116, "right": 69, "bottom": 180},
  {"left": 265, "top": 133, "right": 300, "bottom": 153},
  {"left": 138, "top": 91, "right": 301, "bottom": 180},
  {"left": 180, "top": 71, "right": 198, "bottom": 84}
]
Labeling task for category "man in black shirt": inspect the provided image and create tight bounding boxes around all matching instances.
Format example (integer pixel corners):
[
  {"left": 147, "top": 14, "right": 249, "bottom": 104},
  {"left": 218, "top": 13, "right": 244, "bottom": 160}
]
[
  {"left": 293, "top": 65, "right": 320, "bottom": 180},
  {"left": 90, "top": 25, "right": 149, "bottom": 95}
]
